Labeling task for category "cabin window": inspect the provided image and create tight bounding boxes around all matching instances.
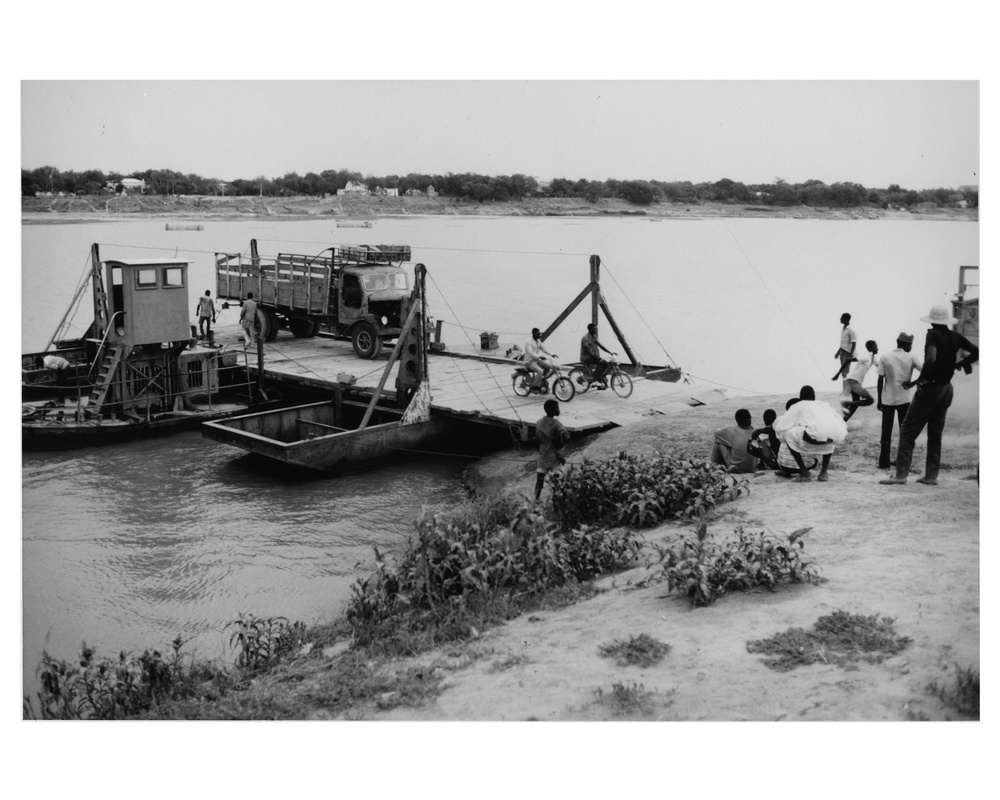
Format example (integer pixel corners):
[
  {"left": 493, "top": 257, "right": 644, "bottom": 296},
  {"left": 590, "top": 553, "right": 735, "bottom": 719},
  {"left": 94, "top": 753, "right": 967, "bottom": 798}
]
[
  {"left": 163, "top": 267, "right": 185, "bottom": 287},
  {"left": 136, "top": 268, "right": 158, "bottom": 288},
  {"left": 342, "top": 274, "right": 363, "bottom": 308},
  {"left": 362, "top": 272, "right": 407, "bottom": 291}
]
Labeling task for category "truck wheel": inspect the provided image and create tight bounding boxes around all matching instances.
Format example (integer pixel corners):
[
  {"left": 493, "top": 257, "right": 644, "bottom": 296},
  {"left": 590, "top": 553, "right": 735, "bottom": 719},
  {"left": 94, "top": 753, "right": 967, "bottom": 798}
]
[
  {"left": 289, "top": 317, "right": 318, "bottom": 338},
  {"left": 352, "top": 323, "right": 383, "bottom": 359},
  {"left": 256, "top": 308, "right": 279, "bottom": 342}
]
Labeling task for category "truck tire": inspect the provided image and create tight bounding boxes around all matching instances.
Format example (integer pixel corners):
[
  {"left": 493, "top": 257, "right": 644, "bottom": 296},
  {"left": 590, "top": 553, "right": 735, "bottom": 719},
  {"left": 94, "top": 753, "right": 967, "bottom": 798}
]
[
  {"left": 352, "top": 322, "right": 383, "bottom": 359},
  {"left": 289, "top": 317, "right": 319, "bottom": 338},
  {"left": 257, "top": 307, "right": 280, "bottom": 342}
]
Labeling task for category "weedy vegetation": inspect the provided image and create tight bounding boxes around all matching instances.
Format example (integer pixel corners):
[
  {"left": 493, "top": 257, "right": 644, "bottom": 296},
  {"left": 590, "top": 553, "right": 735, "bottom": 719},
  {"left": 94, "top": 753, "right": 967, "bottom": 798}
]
[
  {"left": 599, "top": 634, "right": 671, "bottom": 668},
  {"left": 592, "top": 681, "right": 658, "bottom": 717},
  {"left": 643, "top": 522, "right": 823, "bottom": 607},
  {"left": 346, "top": 499, "right": 643, "bottom": 653},
  {"left": 548, "top": 452, "right": 748, "bottom": 530},
  {"left": 228, "top": 613, "right": 307, "bottom": 672},
  {"left": 25, "top": 636, "right": 230, "bottom": 720},
  {"left": 746, "top": 610, "right": 912, "bottom": 672},
  {"left": 927, "top": 664, "right": 980, "bottom": 719}
]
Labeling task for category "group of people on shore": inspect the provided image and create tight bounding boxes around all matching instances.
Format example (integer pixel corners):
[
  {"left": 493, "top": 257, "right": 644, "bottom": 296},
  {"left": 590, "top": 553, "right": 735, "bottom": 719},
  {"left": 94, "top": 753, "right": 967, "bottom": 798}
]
[
  {"left": 709, "top": 385, "right": 846, "bottom": 482},
  {"left": 709, "top": 303, "right": 978, "bottom": 485}
]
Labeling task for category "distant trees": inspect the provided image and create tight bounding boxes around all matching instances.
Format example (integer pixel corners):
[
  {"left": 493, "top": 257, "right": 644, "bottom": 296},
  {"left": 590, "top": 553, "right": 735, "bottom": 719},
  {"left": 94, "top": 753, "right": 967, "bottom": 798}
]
[{"left": 19, "top": 165, "right": 976, "bottom": 210}]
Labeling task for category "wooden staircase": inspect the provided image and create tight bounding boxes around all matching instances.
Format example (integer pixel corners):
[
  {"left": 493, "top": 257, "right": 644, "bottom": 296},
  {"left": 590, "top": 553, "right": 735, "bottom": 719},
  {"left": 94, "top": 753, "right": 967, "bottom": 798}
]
[{"left": 87, "top": 345, "right": 123, "bottom": 413}]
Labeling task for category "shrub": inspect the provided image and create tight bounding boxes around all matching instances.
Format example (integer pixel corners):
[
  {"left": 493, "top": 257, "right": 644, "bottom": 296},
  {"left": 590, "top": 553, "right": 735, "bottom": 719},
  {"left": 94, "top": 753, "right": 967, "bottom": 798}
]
[
  {"left": 346, "top": 499, "right": 642, "bottom": 644},
  {"left": 648, "top": 523, "right": 822, "bottom": 607},
  {"left": 927, "top": 665, "right": 980, "bottom": 719},
  {"left": 548, "top": 452, "right": 748, "bottom": 530},
  {"left": 27, "top": 636, "right": 206, "bottom": 720},
  {"left": 228, "top": 613, "right": 307, "bottom": 672}
]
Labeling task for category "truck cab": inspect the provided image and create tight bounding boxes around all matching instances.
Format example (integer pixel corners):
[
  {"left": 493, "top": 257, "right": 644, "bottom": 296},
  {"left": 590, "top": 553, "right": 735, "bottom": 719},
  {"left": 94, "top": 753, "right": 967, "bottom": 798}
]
[{"left": 337, "top": 264, "right": 411, "bottom": 357}]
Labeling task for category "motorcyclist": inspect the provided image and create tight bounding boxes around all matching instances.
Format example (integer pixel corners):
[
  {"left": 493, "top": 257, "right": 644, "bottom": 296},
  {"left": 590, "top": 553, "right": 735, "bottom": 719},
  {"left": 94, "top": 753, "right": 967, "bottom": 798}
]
[
  {"left": 524, "top": 327, "right": 556, "bottom": 392},
  {"left": 580, "top": 323, "right": 614, "bottom": 389}
]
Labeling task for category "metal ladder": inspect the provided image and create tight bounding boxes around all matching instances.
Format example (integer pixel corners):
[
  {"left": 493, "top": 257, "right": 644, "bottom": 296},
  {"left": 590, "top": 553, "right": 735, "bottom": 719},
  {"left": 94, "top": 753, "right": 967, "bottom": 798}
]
[{"left": 87, "top": 345, "right": 123, "bottom": 413}]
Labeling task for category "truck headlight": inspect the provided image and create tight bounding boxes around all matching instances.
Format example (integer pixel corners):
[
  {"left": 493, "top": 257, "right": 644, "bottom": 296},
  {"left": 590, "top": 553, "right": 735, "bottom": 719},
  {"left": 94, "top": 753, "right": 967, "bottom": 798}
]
[{"left": 381, "top": 316, "right": 388, "bottom": 326}]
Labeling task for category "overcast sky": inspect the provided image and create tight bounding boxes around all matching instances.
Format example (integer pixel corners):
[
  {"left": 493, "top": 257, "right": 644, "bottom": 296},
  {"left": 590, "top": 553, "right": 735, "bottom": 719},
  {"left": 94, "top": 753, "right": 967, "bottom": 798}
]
[{"left": 21, "top": 80, "right": 978, "bottom": 190}]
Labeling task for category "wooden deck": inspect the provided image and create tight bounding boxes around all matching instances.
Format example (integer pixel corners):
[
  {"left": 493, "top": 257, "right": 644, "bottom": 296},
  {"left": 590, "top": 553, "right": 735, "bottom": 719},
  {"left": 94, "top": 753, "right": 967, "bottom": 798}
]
[{"left": 208, "top": 310, "right": 724, "bottom": 435}]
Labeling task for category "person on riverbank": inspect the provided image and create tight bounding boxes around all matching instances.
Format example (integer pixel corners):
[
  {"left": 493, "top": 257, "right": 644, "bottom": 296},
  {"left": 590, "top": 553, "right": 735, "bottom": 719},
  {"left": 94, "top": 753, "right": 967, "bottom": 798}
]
[
  {"left": 709, "top": 409, "right": 757, "bottom": 473},
  {"left": 535, "top": 399, "right": 569, "bottom": 501},
  {"left": 832, "top": 313, "right": 857, "bottom": 389},
  {"left": 880, "top": 304, "right": 979, "bottom": 486},
  {"left": 240, "top": 292, "right": 259, "bottom": 346},
  {"left": 525, "top": 327, "right": 556, "bottom": 392},
  {"left": 841, "top": 340, "right": 879, "bottom": 420},
  {"left": 748, "top": 408, "right": 781, "bottom": 470},
  {"left": 580, "top": 323, "right": 614, "bottom": 390},
  {"left": 196, "top": 290, "right": 217, "bottom": 340},
  {"left": 875, "top": 332, "right": 922, "bottom": 469},
  {"left": 774, "top": 386, "right": 848, "bottom": 482}
]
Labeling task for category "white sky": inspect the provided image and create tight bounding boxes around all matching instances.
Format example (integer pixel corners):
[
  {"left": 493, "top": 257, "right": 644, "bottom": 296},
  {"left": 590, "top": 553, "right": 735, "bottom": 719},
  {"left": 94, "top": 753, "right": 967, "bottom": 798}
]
[
  {"left": 20, "top": 79, "right": 979, "bottom": 189},
  {"left": 12, "top": 2, "right": 987, "bottom": 192}
]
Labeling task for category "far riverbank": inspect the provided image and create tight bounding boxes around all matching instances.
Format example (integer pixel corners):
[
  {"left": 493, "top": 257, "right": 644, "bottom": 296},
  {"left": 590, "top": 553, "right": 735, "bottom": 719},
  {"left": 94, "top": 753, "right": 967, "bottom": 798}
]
[{"left": 21, "top": 194, "right": 978, "bottom": 225}]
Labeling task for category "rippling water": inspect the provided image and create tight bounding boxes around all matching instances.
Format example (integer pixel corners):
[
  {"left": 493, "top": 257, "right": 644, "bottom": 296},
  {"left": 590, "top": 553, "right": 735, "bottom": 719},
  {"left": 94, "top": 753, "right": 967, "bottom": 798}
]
[
  {"left": 21, "top": 214, "right": 978, "bottom": 696},
  {"left": 22, "top": 431, "right": 470, "bottom": 692}
]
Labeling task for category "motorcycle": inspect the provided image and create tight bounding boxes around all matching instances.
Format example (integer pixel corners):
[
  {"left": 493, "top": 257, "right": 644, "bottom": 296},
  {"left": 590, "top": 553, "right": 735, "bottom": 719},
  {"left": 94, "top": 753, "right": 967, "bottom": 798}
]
[{"left": 511, "top": 357, "right": 575, "bottom": 402}]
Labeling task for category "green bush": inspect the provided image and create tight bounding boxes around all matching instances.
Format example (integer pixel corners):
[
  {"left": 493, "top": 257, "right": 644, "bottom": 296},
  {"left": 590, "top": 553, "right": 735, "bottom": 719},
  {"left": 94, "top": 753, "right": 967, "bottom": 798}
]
[
  {"left": 346, "top": 500, "right": 642, "bottom": 643},
  {"left": 228, "top": 613, "right": 307, "bottom": 672},
  {"left": 27, "top": 636, "right": 212, "bottom": 720},
  {"left": 649, "top": 523, "right": 822, "bottom": 607},
  {"left": 548, "top": 452, "right": 748, "bottom": 530}
]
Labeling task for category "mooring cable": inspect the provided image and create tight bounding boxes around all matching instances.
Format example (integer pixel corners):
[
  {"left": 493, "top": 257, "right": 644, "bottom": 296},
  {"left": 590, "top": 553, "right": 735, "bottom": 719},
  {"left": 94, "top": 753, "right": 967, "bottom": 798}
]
[{"left": 721, "top": 220, "right": 826, "bottom": 382}]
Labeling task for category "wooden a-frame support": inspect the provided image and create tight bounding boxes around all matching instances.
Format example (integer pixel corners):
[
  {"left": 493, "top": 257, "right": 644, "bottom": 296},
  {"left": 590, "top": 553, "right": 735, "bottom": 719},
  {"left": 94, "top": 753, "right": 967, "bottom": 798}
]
[{"left": 538, "top": 255, "right": 642, "bottom": 372}]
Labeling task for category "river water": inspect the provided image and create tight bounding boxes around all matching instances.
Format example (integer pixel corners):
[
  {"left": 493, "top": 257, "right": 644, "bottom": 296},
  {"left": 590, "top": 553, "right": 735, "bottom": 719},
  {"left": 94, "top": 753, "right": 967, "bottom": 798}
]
[{"left": 20, "top": 214, "right": 978, "bottom": 694}]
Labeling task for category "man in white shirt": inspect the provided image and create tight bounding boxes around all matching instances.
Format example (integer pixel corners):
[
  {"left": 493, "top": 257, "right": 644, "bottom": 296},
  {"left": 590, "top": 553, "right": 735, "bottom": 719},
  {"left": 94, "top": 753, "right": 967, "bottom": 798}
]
[
  {"left": 832, "top": 312, "right": 857, "bottom": 390},
  {"left": 842, "top": 339, "right": 879, "bottom": 420},
  {"left": 875, "top": 332, "right": 922, "bottom": 469},
  {"left": 524, "top": 327, "right": 555, "bottom": 392},
  {"left": 38, "top": 353, "right": 73, "bottom": 403}
]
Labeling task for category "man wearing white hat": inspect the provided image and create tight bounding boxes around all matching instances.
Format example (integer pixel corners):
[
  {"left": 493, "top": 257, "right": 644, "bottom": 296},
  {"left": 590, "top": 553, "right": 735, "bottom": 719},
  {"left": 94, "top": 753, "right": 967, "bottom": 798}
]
[
  {"left": 880, "top": 304, "right": 978, "bottom": 486},
  {"left": 875, "top": 332, "right": 922, "bottom": 469}
]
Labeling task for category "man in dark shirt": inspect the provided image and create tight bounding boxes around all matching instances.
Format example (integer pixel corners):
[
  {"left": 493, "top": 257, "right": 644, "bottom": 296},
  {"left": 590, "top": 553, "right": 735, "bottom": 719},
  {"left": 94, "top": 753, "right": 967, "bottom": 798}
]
[
  {"left": 580, "top": 323, "right": 614, "bottom": 389},
  {"left": 880, "top": 304, "right": 978, "bottom": 486}
]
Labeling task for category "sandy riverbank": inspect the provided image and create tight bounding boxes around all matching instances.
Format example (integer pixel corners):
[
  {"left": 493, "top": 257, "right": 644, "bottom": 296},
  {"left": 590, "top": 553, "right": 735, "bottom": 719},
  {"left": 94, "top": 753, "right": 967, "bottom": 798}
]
[
  {"left": 21, "top": 194, "right": 978, "bottom": 224},
  {"left": 361, "top": 380, "right": 980, "bottom": 721}
]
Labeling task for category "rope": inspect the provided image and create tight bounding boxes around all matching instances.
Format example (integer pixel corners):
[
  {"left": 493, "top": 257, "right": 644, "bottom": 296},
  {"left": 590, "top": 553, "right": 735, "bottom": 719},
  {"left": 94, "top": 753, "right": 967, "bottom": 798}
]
[
  {"left": 721, "top": 221, "right": 826, "bottom": 382},
  {"left": 439, "top": 320, "right": 526, "bottom": 338},
  {"left": 599, "top": 259, "right": 676, "bottom": 369},
  {"left": 681, "top": 371, "right": 772, "bottom": 397},
  {"left": 426, "top": 272, "right": 522, "bottom": 420}
]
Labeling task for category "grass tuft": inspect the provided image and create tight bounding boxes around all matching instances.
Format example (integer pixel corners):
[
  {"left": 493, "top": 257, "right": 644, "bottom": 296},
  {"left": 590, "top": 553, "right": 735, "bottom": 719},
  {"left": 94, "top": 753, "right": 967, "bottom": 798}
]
[
  {"left": 747, "top": 610, "right": 912, "bottom": 672},
  {"left": 599, "top": 634, "right": 671, "bottom": 668},
  {"left": 927, "top": 664, "right": 979, "bottom": 719}
]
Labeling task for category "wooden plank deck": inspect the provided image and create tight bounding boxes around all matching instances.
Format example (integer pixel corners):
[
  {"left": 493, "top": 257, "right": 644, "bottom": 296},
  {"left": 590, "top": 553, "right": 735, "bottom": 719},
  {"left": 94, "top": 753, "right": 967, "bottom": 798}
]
[{"left": 207, "top": 309, "right": 720, "bottom": 435}]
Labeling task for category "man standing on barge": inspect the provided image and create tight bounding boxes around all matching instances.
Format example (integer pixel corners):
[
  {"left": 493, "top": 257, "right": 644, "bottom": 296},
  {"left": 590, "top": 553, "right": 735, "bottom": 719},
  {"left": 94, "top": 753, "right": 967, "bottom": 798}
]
[
  {"left": 197, "top": 290, "right": 217, "bottom": 341},
  {"left": 240, "top": 292, "right": 259, "bottom": 346}
]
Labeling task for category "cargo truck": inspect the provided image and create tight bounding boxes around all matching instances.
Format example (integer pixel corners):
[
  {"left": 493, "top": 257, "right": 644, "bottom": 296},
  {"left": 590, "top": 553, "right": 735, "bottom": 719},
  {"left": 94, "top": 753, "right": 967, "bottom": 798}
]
[{"left": 215, "top": 239, "right": 413, "bottom": 358}]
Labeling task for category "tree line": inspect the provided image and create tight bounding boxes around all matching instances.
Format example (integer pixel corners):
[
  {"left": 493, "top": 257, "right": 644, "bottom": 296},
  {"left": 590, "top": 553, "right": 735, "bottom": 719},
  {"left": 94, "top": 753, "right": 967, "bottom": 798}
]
[{"left": 21, "top": 165, "right": 977, "bottom": 210}]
